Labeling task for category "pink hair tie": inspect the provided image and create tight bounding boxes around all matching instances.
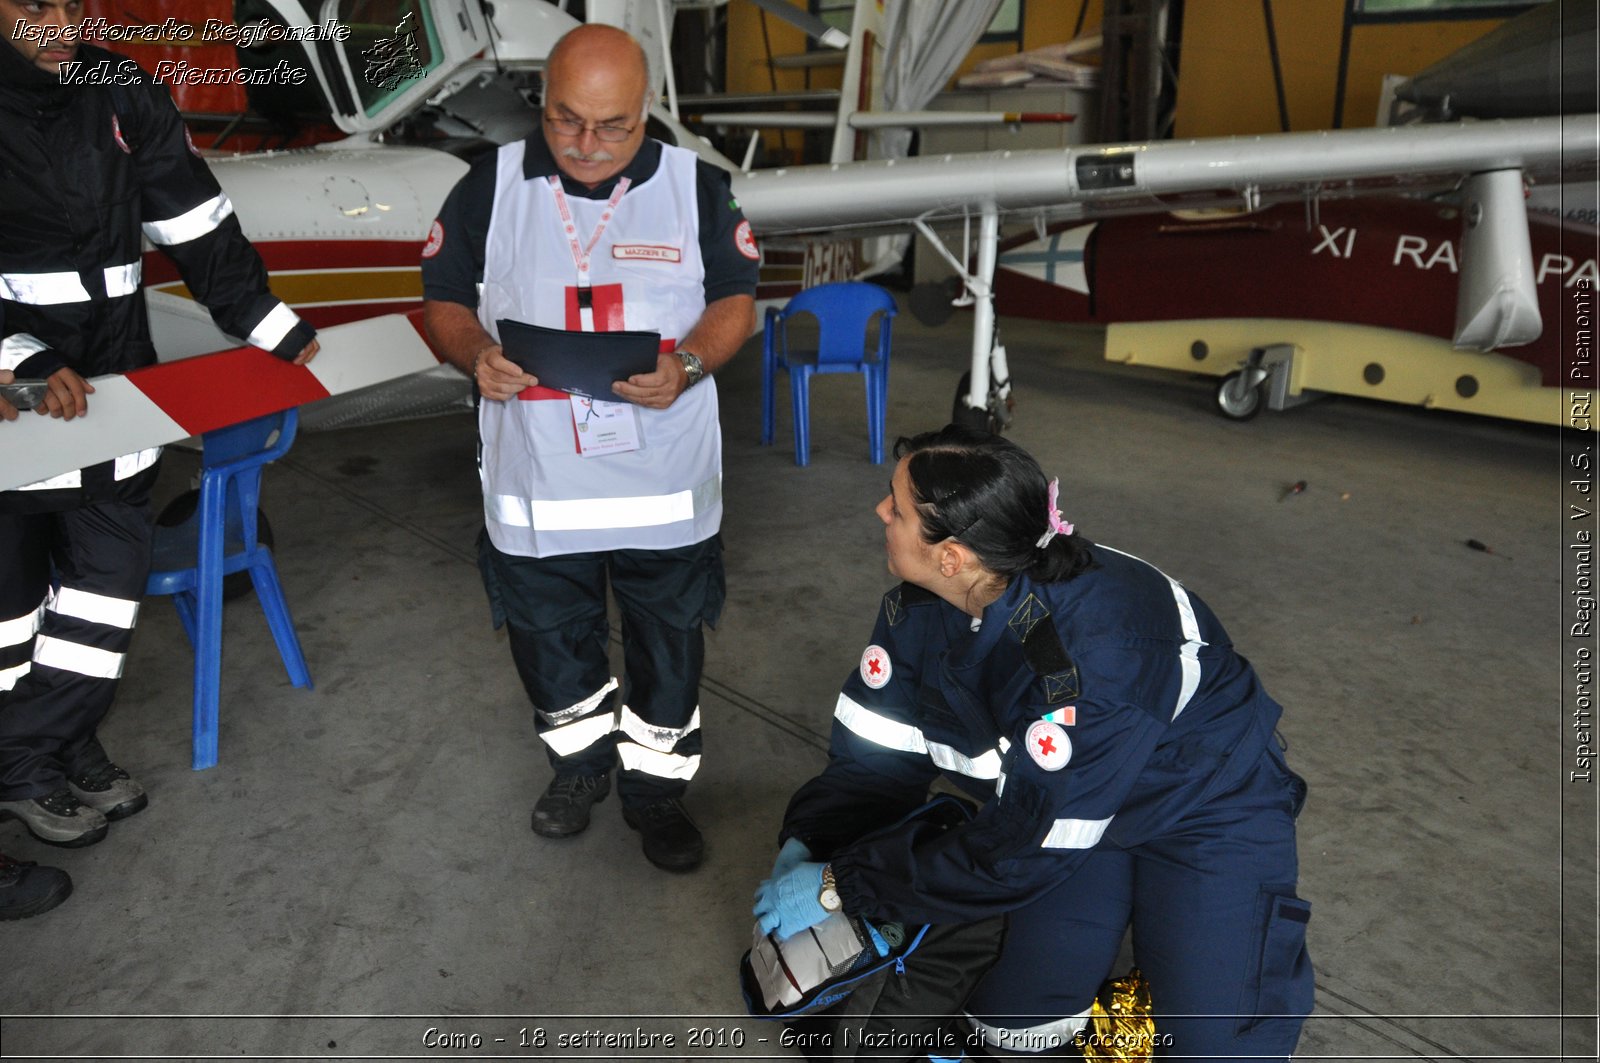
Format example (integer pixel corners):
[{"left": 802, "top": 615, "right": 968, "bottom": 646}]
[{"left": 1035, "top": 478, "right": 1075, "bottom": 549}]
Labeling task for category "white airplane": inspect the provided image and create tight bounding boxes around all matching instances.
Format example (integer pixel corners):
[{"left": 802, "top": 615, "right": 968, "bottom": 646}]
[{"left": 3, "top": 0, "right": 1595, "bottom": 491}]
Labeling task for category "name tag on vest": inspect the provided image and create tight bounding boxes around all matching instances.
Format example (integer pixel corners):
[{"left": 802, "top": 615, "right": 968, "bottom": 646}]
[{"left": 612, "top": 244, "right": 682, "bottom": 264}]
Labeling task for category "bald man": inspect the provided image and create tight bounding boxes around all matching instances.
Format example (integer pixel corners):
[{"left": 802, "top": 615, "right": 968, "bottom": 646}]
[{"left": 422, "top": 25, "right": 758, "bottom": 873}]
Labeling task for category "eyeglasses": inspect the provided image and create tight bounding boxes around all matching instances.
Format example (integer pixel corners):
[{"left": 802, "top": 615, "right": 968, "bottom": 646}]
[{"left": 544, "top": 115, "right": 638, "bottom": 143}]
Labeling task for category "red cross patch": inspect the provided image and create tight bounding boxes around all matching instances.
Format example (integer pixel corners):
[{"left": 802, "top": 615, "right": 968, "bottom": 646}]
[
  {"left": 735, "top": 219, "right": 759, "bottom": 260},
  {"left": 421, "top": 220, "right": 444, "bottom": 259},
  {"left": 859, "top": 644, "right": 891, "bottom": 689},
  {"left": 1026, "top": 720, "right": 1071, "bottom": 771},
  {"left": 111, "top": 114, "right": 130, "bottom": 154}
]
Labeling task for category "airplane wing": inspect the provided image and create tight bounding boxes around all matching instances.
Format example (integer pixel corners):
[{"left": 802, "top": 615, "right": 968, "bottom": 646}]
[
  {"left": 731, "top": 114, "right": 1597, "bottom": 237},
  {"left": 0, "top": 312, "right": 440, "bottom": 492}
]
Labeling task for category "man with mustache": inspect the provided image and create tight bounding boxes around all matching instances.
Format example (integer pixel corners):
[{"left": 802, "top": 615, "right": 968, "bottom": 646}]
[
  {"left": 422, "top": 23, "right": 758, "bottom": 873},
  {"left": 0, "top": 0, "right": 317, "bottom": 916}
]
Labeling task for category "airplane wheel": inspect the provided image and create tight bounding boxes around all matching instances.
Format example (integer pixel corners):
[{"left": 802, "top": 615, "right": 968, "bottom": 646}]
[
  {"left": 154, "top": 489, "right": 273, "bottom": 601},
  {"left": 1215, "top": 371, "right": 1264, "bottom": 422},
  {"left": 951, "top": 372, "right": 999, "bottom": 433}
]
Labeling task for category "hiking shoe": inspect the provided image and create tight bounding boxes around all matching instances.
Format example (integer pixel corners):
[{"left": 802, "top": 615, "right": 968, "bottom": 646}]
[
  {"left": 531, "top": 773, "right": 610, "bottom": 837},
  {"left": 622, "top": 797, "right": 704, "bottom": 872},
  {"left": 68, "top": 762, "right": 148, "bottom": 821},
  {"left": 0, "top": 789, "right": 108, "bottom": 847},
  {"left": 0, "top": 851, "right": 72, "bottom": 920}
]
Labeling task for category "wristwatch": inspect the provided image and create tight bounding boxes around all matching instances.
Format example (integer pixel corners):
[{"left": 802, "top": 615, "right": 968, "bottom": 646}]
[
  {"left": 818, "top": 863, "right": 842, "bottom": 912},
  {"left": 678, "top": 350, "right": 705, "bottom": 388}
]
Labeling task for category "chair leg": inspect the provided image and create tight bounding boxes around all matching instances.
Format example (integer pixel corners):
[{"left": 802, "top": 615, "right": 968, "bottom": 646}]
[
  {"left": 172, "top": 591, "right": 199, "bottom": 648},
  {"left": 865, "top": 369, "right": 885, "bottom": 465},
  {"left": 791, "top": 366, "right": 811, "bottom": 467},
  {"left": 192, "top": 484, "right": 228, "bottom": 771},
  {"left": 761, "top": 352, "right": 777, "bottom": 446},
  {"left": 250, "top": 557, "right": 312, "bottom": 689}
]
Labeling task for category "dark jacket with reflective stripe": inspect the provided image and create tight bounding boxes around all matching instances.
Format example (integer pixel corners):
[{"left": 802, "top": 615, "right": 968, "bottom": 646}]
[
  {"left": 780, "top": 546, "right": 1285, "bottom": 927},
  {"left": 0, "top": 44, "right": 310, "bottom": 382}
]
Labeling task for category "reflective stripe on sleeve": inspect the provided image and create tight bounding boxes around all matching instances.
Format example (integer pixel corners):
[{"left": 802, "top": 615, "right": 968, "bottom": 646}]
[
  {"left": 0, "top": 601, "right": 46, "bottom": 649},
  {"left": 113, "top": 446, "right": 162, "bottom": 481},
  {"left": 0, "top": 333, "right": 47, "bottom": 371},
  {"left": 617, "top": 743, "right": 701, "bottom": 780},
  {"left": 48, "top": 587, "right": 139, "bottom": 630},
  {"left": 246, "top": 301, "right": 299, "bottom": 351},
  {"left": 0, "top": 270, "right": 90, "bottom": 305},
  {"left": 1040, "top": 816, "right": 1113, "bottom": 850},
  {"left": 142, "top": 192, "right": 234, "bottom": 245},
  {"left": 32, "top": 635, "right": 124, "bottom": 679},
  {"left": 834, "top": 693, "right": 1001, "bottom": 780},
  {"left": 103, "top": 261, "right": 141, "bottom": 297},
  {"left": 965, "top": 1007, "right": 1093, "bottom": 1053},
  {"left": 616, "top": 705, "right": 701, "bottom": 753}
]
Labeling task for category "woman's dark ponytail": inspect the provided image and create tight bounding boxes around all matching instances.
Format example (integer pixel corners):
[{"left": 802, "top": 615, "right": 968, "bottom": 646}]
[{"left": 894, "top": 424, "right": 1092, "bottom": 584}]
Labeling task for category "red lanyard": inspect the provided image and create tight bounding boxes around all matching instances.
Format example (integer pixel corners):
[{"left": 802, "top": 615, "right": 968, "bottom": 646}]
[{"left": 548, "top": 175, "right": 631, "bottom": 286}]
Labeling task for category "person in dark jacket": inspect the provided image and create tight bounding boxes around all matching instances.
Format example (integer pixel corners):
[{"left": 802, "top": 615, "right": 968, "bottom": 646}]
[
  {"left": 753, "top": 425, "right": 1314, "bottom": 1060},
  {"left": 0, "top": 0, "right": 318, "bottom": 870}
]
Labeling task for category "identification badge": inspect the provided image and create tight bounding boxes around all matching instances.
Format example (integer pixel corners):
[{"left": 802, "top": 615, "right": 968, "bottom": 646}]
[{"left": 571, "top": 395, "right": 641, "bottom": 456}]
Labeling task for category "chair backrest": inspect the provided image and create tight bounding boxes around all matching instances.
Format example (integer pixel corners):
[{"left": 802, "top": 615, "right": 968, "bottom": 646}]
[
  {"left": 200, "top": 408, "right": 299, "bottom": 552},
  {"left": 783, "top": 282, "right": 897, "bottom": 365}
]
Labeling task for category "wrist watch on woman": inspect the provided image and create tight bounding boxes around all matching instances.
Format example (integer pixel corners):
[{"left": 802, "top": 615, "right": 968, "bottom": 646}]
[
  {"left": 678, "top": 350, "right": 705, "bottom": 387},
  {"left": 818, "top": 863, "right": 841, "bottom": 912}
]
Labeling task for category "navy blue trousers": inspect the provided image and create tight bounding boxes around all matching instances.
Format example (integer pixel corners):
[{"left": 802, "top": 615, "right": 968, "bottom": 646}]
[
  {"left": 964, "top": 743, "right": 1314, "bottom": 1061},
  {"left": 479, "top": 533, "right": 724, "bottom": 806}
]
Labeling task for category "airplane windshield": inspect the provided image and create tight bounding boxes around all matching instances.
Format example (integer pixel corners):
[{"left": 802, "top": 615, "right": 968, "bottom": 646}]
[{"left": 338, "top": 0, "right": 444, "bottom": 117}]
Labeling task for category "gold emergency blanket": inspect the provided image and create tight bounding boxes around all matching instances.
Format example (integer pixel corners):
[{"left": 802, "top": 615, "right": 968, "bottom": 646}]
[{"left": 1080, "top": 968, "right": 1157, "bottom": 1061}]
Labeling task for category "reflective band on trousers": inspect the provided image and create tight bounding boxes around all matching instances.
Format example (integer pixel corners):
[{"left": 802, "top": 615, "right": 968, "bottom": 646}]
[
  {"left": 618, "top": 744, "right": 701, "bottom": 781},
  {"left": 538, "top": 677, "right": 619, "bottom": 726},
  {"left": 540, "top": 710, "right": 616, "bottom": 758},
  {"left": 0, "top": 601, "right": 45, "bottom": 649},
  {"left": 0, "top": 661, "right": 27, "bottom": 692},
  {"left": 48, "top": 586, "right": 139, "bottom": 630},
  {"left": 32, "top": 635, "right": 124, "bottom": 679},
  {"left": 0, "top": 262, "right": 142, "bottom": 305},
  {"left": 965, "top": 1006, "right": 1093, "bottom": 1053},
  {"left": 617, "top": 705, "right": 700, "bottom": 753},
  {"left": 142, "top": 192, "right": 234, "bottom": 246},
  {"left": 1040, "top": 816, "right": 1113, "bottom": 849},
  {"left": 1100, "top": 546, "right": 1208, "bottom": 721},
  {"left": 12, "top": 445, "right": 161, "bottom": 492},
  {"left": 834, "top": 693, "right": 1002, "bottom": 780},
  {"left": 0, "top": 332, "right": 47, "bottom": 371},
  {"left": 246, "top": 301, "right": 298, "bottom": 352}
]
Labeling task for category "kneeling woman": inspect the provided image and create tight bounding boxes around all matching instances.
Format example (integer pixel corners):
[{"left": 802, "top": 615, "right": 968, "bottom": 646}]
[{"left": 754, "top": 426, "right": 1314, "bottom": 1059}]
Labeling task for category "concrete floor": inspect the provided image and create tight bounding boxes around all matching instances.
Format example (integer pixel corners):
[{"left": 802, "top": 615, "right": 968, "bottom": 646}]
[{"left": 1, "top": 307, "right": 1594, "bottom": 1061}]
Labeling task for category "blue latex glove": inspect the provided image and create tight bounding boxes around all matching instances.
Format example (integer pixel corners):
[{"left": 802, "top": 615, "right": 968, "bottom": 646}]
[
  {"left": 770, "top": 837, "right": 812, "bottom": 880},
  {"left": 752, "top": 861, "right": 829, "bottom": 941}
]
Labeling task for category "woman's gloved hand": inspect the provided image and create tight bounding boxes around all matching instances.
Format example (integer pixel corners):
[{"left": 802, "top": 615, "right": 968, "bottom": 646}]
[
  {"left": 769, "top": 837, "right": 812, "bottom": 880},
  {"left": 752, "top": 861, "right": 828, "bottom": 941}
]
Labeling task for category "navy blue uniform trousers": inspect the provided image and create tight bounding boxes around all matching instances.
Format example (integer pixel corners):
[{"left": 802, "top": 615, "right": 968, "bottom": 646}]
[
  {"left": 479, "top": 533, "right": 724, "bottom": 806},
  {"left": 966, "top": 741, "right": 1313, "bottom": 1061}
]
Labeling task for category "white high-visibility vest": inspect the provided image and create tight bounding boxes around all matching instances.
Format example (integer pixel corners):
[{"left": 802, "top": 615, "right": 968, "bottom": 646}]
[{"left": 477, "top": 142, "right": 721, "bottom": 557}]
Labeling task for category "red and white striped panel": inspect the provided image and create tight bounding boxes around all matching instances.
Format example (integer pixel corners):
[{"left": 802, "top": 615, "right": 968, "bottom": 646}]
[{"left": 1, "top": 312, "right": 442, "bottom": 492}]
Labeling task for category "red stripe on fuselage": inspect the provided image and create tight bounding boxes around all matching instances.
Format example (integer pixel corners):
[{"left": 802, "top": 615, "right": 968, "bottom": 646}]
[{"left": 142, "top": 240, "right": 427, "bottom": 286}]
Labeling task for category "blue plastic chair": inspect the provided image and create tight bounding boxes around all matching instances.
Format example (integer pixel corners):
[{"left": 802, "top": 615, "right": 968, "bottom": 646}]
[
  {"left": 762, "top": 282, "right": 897, "bottom": 466},
  {"left": 146, "top": 408, "right": 311, "bottom": 770}
]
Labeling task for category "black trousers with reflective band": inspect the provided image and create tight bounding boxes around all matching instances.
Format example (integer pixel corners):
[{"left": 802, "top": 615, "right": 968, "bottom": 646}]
[
  {"left": 479, "top": 532, "right": 725, "bottom": 806},
  {"left": 0, "top": 469, "right": 157, "bottom": 801}
]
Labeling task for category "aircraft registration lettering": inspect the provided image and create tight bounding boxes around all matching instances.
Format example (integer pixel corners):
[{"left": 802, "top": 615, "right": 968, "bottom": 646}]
[
  {"left": 1393, "top": 235, "right": 1458, "bottom": 274},
  {"left": 1537, "top": 253, "right": 1600, "bottom": 288},
  {"left": 1311, "top": 225, "right": 1356, "bottom": 259}
]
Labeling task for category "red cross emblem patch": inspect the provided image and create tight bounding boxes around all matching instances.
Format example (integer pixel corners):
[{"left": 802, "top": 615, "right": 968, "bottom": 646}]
[
  {"left": 421, "top": 220, "right": 444, "bottom": 258},
  {"left": 859, "top": 644, "right": 891, "bottom": 689},
  {"left": 1026, "top": 720, "right": 1071, "bottom": 771}
]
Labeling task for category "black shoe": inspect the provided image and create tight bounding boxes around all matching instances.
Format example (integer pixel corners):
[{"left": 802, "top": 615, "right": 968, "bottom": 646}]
[
  {"left": 68, "top": 762, "right": 148, "bottom": 822},
  {"left": 622, "top": 797, "right": 704, "bottom": 872},
  {"left": 0, "top": 851, "right": 72, "bottom": 920},
  {"left": 531, "top": 773, "right": 610, "bottom": 837},
  {"left": 0, "top": 789, "right": 108, "bottom": 848}
]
